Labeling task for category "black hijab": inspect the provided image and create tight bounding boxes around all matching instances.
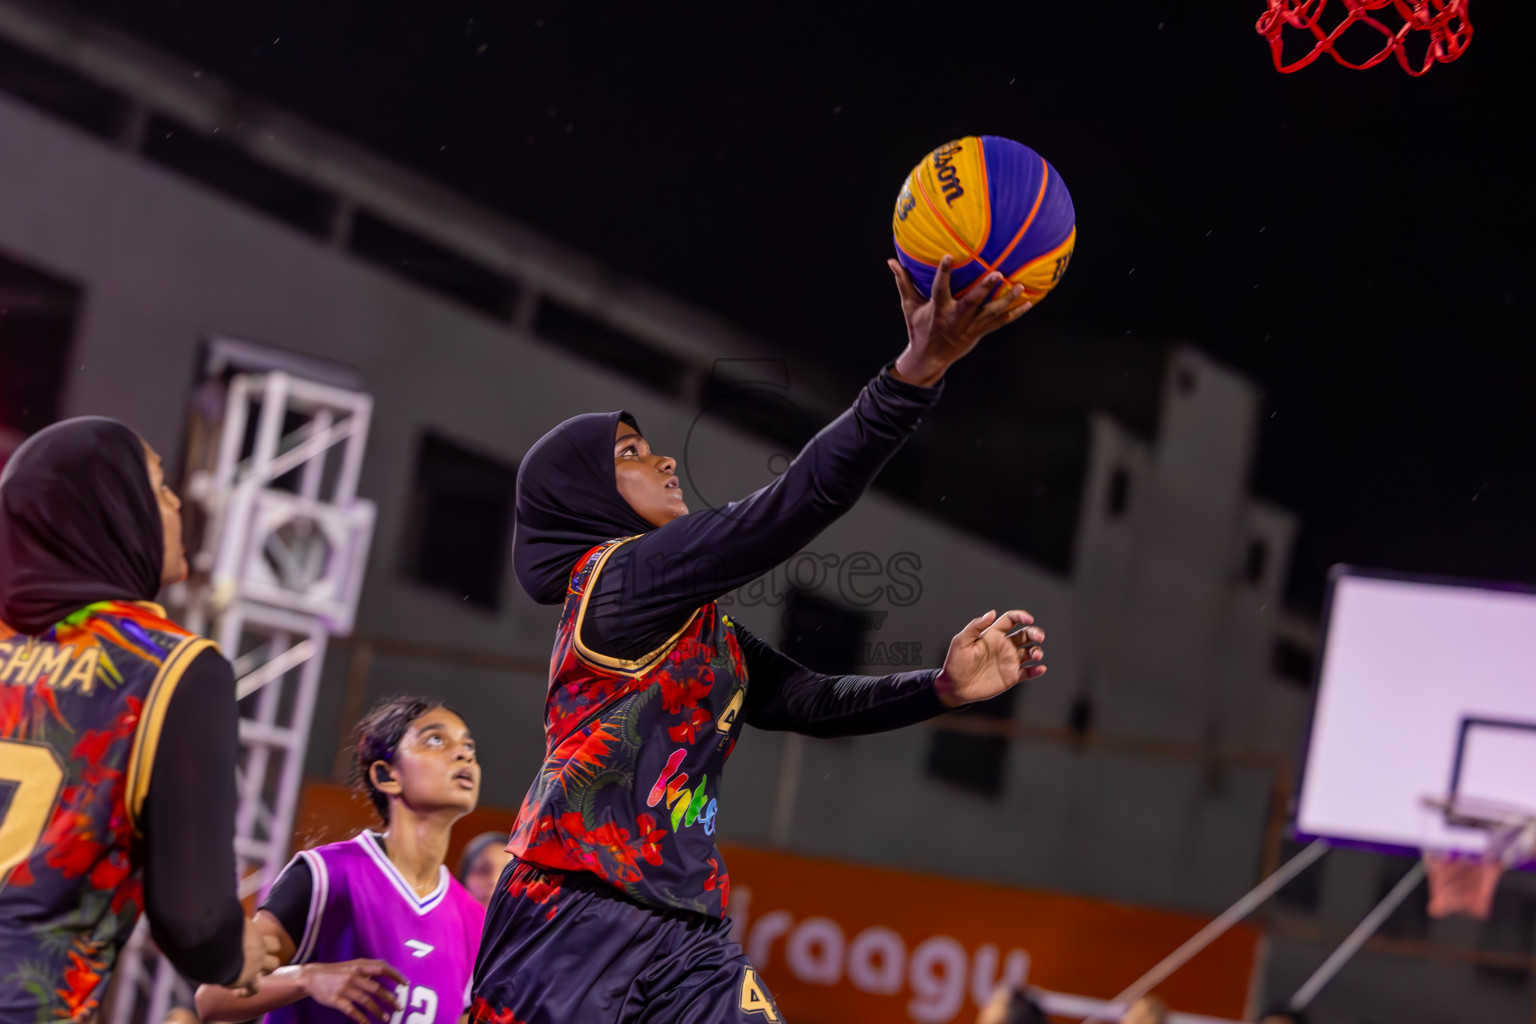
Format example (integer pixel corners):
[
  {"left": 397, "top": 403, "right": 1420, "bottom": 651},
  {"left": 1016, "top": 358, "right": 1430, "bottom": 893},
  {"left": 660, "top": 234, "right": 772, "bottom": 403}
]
[
  {"left": 0, "top": 417, "right": 164, "bottom": 634},
  {"left": 512, "top": 410, "right": 656, "bottom": 605}
]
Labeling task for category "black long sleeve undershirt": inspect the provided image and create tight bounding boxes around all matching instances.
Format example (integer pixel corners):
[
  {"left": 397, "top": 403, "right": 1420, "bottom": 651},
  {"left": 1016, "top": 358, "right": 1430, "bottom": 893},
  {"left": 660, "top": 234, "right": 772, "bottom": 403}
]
[
  {"left": 734, "top": 623, "right": 945, "bottom": 737},
  {"left": 580, "top": 366, "right": 951, "bottom": 736},
  {"left": 139, "top": 648, "right": 246, "bottom": 986}
]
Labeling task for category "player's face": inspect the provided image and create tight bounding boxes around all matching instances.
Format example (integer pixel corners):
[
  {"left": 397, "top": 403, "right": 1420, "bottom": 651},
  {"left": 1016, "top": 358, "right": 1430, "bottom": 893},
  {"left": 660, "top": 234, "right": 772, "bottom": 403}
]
[
  {"left": 142, "top": 440, "right": 188, "bottom": 586},
  {"left": 613, "top": 423, "right": 687, "bottom": 527},
  {"left": 394, "top": 707, "right": 480, "bottom": 815},
  {"left": 464, "top": 844, "right": 513, "bottom": 905}
]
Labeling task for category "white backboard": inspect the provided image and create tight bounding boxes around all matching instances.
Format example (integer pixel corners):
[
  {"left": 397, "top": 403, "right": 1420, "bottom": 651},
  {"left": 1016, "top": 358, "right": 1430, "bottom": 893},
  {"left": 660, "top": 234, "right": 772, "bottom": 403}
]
[{"left": 1296, "top": 568, "right": 1536, "bottom": 857}]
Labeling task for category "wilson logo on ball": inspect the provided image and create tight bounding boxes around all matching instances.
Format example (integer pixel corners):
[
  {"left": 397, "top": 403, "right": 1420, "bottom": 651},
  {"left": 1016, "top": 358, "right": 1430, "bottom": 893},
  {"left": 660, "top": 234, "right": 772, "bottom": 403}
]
[
  {"left": 930, "top": 141, "right": 966, "bottom": 205},
  {"left": 892, "top": 135, "right": 1077, "bottom": 306}
]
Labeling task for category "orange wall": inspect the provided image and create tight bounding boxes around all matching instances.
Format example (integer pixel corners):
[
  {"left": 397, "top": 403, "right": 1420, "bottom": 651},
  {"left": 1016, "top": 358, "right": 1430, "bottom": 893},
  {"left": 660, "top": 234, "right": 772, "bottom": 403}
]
[{"left": 292, "top": 782, "right": 1254, "bottom": 1023}]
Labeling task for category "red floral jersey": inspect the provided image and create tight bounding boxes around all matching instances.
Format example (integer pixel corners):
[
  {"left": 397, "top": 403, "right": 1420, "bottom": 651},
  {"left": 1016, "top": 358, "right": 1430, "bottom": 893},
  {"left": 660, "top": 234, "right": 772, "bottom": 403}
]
[
  {"left": 0, "top": 601, "right": 215, "bottom": 1024},
  {"left": 508, "top": 539, "right": 750, "bottom": 918}
]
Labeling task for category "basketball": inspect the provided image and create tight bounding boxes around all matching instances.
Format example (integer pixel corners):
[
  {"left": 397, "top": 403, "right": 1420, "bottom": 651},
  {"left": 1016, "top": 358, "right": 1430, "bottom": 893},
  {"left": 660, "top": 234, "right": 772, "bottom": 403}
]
[{"left": 892, "top": 135, "right": 1076, "bottom": 303}]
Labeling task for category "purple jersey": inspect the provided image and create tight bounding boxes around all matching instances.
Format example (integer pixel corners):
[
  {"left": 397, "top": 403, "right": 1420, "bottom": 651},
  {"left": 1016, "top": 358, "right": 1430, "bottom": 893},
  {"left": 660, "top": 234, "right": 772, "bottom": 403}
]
[{"left": 265, "top": 833, "right": 485, "bottom": 1024}]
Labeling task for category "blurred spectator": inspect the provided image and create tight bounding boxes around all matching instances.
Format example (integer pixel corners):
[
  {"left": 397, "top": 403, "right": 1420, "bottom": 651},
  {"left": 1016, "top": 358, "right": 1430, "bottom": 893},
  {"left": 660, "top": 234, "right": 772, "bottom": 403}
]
[
  {"left": 1122, "top": 994, "right": 1170, "bottom": 1024},
  {"left": 976, "top": 985, "right": 1048, "bottom": 1024},
  {"left": 1258, "top": 1006, "right": 1309, "bottom": 1024},
  {"left": 458, "top": 831, "right": 513, "bottom": 906}
]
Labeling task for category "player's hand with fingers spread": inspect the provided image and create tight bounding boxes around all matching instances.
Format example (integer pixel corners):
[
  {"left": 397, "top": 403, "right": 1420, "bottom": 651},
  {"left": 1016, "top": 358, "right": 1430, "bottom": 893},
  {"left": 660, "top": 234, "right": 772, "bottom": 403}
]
[
  {"left": 297, "top": 960, "right": 408, "bottom": 1024},
  {"left": 889, "top": 255, "right": 1034, "bottom": 387},
  {"left": 934, "top": 609, "right": 1046, "bottom": 708}
]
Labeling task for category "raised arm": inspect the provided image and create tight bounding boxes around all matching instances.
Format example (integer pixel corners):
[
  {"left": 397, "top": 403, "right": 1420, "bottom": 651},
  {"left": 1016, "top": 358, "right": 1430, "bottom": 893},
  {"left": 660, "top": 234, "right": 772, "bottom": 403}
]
[{"left": 582, "top": 259, "right": 1033, "bottom": 661}]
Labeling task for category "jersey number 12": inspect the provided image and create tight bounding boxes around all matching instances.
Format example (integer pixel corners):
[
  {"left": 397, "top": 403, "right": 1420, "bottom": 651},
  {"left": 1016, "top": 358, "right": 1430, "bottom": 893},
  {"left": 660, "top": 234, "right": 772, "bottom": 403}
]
[{"left": 387, "top": 985, "right": 438, "bottom": 1024}]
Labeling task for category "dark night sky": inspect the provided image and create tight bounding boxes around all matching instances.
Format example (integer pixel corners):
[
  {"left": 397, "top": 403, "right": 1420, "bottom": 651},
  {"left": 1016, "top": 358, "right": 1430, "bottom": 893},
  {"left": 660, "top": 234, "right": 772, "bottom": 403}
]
[{"left": 57, "top": 0, "right": 1536, "bottom": 611}]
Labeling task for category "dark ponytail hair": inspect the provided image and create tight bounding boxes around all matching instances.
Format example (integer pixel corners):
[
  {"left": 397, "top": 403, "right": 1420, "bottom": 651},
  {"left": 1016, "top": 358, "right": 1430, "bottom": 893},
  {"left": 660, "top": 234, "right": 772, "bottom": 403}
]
[{"left": 351, "top": 695, "right": 446, "bottom": 821}]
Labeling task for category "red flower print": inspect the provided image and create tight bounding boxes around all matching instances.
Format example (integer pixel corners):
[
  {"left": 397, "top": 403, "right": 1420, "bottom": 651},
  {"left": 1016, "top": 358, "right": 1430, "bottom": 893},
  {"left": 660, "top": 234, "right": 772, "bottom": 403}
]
[
  {"left": 47, "top": 831, "right": 104, "bottom": 879},
  {"left": 660, "top": 674, "right": 712, "bottom": 714},
  {"left": 56, "top": 949, "right": 104, "bottom": 1017},
  {"left": 703, "top": 857, "right": 719, "bottom": 892},
  {"left": 471, "top": 997, "right": 529, "bottom": 1024},
  {"left": 506, "top": 864, "right": 565, "bottom": 921},
  {"left": 111, "top": 877, "right": 143, "bottom": 917},
  {"left": 0, "top": 685, "right": 24, "bottom": 738},
  {"left": 636, "top": 814, "right": 666, "bottom": 867},
  {"left": 667, "top": 708, "right": 711, "bottom": 745},
  {"left": 72, "top": 730, "right": 122, "bottom": 786},
  {"left": 90, "top": 850, "right": 131, "bottom": 892}
]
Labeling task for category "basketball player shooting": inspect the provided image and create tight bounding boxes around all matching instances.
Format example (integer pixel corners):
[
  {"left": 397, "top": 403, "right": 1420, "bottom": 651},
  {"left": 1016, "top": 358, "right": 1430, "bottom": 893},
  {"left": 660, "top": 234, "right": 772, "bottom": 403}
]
[{"left": 469, "top": 256, "right": 1044, "bottom": 1023}]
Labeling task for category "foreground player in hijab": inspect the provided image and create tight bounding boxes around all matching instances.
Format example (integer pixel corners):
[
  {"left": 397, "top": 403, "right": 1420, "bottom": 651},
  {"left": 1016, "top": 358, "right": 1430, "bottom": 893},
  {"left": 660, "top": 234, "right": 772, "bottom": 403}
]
[
  {"left": 196, "top": 697, "right": 485, "bottom": 1024},
  {"left": 471, "top": 258, "right": 1048, "bottom": 1024},
  {"left": 0, "top": 417, "right": 276, "bottom": 1023}
]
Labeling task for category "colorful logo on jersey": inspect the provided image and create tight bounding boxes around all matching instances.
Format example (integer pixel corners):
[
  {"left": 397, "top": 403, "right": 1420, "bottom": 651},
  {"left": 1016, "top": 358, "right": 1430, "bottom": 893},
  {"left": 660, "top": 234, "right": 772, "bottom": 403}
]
[{"left": 646, "top": 747, "right": 717, "bottom": 835}]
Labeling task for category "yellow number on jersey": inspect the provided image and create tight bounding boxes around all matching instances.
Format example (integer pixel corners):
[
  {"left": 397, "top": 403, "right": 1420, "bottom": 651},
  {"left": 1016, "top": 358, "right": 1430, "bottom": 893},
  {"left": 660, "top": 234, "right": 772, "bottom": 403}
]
[
  {"left": 0, "top": 740, "right": 66, "bottom": 892},
  {"left": 738, "top": 968, "right": 779, "bottom": 1021}
]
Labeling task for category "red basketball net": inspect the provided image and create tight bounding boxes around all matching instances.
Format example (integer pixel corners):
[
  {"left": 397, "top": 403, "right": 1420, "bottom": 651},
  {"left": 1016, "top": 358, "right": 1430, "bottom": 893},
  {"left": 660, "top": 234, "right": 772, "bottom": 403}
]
[
  {"left": 1424, "top": 853, "right": 1502, "bottom": 919},
  {"left": 1256, "top": 0, "right": 1472, "bottom": 75}
]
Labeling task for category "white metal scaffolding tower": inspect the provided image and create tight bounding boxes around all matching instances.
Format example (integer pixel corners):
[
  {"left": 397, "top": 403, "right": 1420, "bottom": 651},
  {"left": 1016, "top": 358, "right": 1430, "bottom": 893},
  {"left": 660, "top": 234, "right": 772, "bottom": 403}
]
[{"left": 109, "top": 370, "right": 375, "bottom": 1024}]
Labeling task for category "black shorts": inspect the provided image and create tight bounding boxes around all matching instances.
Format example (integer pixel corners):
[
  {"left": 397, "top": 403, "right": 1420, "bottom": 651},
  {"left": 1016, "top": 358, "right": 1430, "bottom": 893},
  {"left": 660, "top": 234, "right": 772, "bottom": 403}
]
[{"left": 471, "top": 860, "right": 783, "bottom": 1024}]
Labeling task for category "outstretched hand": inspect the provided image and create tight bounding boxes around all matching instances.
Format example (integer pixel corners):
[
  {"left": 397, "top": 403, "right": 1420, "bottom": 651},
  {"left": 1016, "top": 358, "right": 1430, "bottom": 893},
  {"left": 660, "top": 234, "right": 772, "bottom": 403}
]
[
  {"left": 889, "top": 256, "right": 1033, "bottom": 387},
  {"left": 935, "top": 609, "right": 1046, "bottom": 708}
]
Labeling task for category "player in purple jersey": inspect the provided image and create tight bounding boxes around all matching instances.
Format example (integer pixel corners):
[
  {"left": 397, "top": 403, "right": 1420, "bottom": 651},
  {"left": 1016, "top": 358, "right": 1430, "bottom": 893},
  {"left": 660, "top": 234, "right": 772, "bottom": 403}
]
[
  {"left": 196, "top": 697, "right": 486, "bottom": 1024},
  {"left": 472, "top": 258, "right": 1048, "bottom": 1023}
]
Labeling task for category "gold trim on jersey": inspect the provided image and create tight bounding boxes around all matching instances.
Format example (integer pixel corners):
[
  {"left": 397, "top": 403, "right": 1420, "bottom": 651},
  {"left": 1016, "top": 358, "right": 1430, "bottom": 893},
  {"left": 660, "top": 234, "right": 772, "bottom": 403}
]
[
  {"left": 124, "top": 635, "right": 218, "bottom": 836},
  {"left": 572, "top": 537, "right": 702, "bottom": 678}
]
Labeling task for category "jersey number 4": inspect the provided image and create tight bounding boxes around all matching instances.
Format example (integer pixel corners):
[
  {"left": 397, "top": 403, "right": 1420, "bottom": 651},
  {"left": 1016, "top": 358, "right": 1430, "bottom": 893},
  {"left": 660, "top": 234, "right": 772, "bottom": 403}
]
[
  {"left": 738, "top": 968, "right": 779, "bottom": 1021},
  {"left": 0, "top": 740, "right": 66, "bottom": 892}
]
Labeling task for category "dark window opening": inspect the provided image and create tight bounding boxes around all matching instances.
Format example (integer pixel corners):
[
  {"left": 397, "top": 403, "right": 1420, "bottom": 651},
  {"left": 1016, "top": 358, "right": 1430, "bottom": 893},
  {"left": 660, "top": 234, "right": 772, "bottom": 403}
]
[
  {"left": 401, "top": 432, "right": 517, "bottom": 610},
  {"left": 0, "top": 37, "right": 129, "bottom": 139},
  {"left": 142, "top": 115, "right": 337, "bottom": 237},
  {"left": 1066, "top": 691, "right": 1096, "bottom": 744},
  {"left": 1273, "top": 638, "right": 1315, "bottom": 689},
  {"left": 926, "top": 687, "right": 1020, "bottom": 798},
  {"left": 348, "top": 211, "right": 517, "bottom": 320},
  {"left": 1243, "top": 539, "right": 1269, "bottom": 586},
  {"left": 533, "top": 299, "right": 693, "bottom": 400},
  {"left": 0, "top": 250, "right": 81, "bottom": 471},
  {"left": 1107, "top": 466, "right": 1131, "bottom": 518}
]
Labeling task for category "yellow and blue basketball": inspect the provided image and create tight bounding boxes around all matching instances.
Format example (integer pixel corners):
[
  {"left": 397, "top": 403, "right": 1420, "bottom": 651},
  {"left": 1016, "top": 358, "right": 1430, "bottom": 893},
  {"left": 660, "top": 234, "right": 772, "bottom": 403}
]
[{"left": 892, "top": 136, "right": 1076, "bottom": 303}]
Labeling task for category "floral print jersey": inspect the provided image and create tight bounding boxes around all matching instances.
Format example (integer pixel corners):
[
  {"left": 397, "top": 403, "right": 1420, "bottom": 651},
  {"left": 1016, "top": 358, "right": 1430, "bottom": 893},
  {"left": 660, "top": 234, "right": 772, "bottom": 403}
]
[
  {"left": 0, "top": 602, "right": 214, "bottom": 1024},
  {"left": 507, "top": 539, "right": 750, "bottom": 918}
]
